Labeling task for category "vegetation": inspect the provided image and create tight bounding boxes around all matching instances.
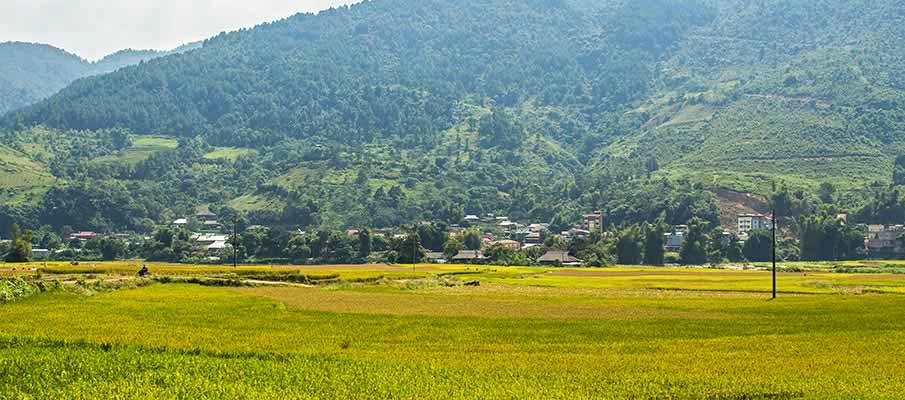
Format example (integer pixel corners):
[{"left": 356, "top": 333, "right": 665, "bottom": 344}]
[
  {"left": 1, "top": 264, "right": 905, "bottom": 398},
  {"left": 0, "top": 41, "right": 200, "bottom": 115},
  {"left": 3, "top": 224, "right": 32, "bottom": 263},
  {"left": 3, "top": 0, "right": 901, "bottom": 232}
]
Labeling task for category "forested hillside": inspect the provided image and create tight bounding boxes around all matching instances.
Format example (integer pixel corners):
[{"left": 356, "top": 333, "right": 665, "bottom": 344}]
[
  {"left": 2, "top": 0, "right": 905, "bottom": 233},
  {"left": 0, "top": 41, "right": 200, "bottom": 115}
]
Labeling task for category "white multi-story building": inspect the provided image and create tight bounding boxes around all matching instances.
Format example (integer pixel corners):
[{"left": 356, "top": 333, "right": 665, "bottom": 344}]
[{"left": 737, "top": 214, "right": 771, "bottom": 234}]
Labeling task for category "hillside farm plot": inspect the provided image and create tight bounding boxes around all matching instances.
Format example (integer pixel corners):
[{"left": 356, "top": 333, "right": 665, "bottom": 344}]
[
  {"left": 2, "top": 264, "right": 905, "bottom": 399},
  {"left": 203, "top": 146, "right": 258, "bottom": 161},
  {"left": 0, "top": 145, "right": 56, "bottom": 206},
  {"left": 91, "top": 135, "right": 178, "bottom": 165}
]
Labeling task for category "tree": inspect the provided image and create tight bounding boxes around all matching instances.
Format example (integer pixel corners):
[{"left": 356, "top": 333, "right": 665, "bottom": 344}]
[
  {"left": 145, "top": 227, "right": 193, "bottom": 262},
  {"left": 615, "top": 226, "right": 642, "bottom": 265},
  {"left": 680, "top": 218, "right": 709, "bottom": 265},
  {"left": 478, "top": 110, "right": 525, "bottom": 149},
  {"left": 99, "top": 237, "right": 127, "bottom": 261},
  {"left": 643, "top": 222, "right": 665, "bottom": 266},
  {"left": 818, "top": 182, "right": 836, "bottom": 204},
  {"left": 544, "top": 234, "right": 568, "bottom": 251},
  {"left": 358, "top": 229, "right": 372, "bottom": 259},
  {"left": 484, "top": 243, "right": 516, "bottom": 265},
  {"left": 0, "top": 241, "right": 10, "bottom": 259},
  {"left": 4, "top": 224, "right": 33, "bottom": 263},
  {"left": 463, "top": 229, "right": 482, "bottom": 250},
  {"left": 394, "top": 233, "right": 425, "bottom": 264},
  {"left": 707, "top": 233, "right": 725, "bottom": 266},
  {"left": 443, "top": 237, "right": 464, "bottom": 259},
  {"left": 725, "top": 234, "right": 744, "bottom": 262},
  {"left": 894, "top": 155, "right": 905, "bottom": 185},
  {"left": 287, "top": 235, "right": 312, "bottom": 264},
  {"left": 742, "top": 229, "right": 772, "bottom": 262},
  {"left": 32, "top": 225, "right": 62, "bottom": 251},
  {"left": 798, "top": 214, "right": 866, "bottom": 261},
  {"left": 417, "top": 223, "right": 448, "bottom": 251}
]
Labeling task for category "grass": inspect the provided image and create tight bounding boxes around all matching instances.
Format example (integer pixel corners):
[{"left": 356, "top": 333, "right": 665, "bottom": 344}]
[
  {"left": 0, "top": 145, "right": 55, "bottom": 206},
  {"left": 203, "top": 147, "right": 257, "bottom": 161},
  {"left": 91, "top": 136, "right": 178, "bottom": 165},
  {"left": 2, "top": 263, "right": 905, "bottom": 398},
  {"left": 227, "top": 193, "right": 287, "bottom": 213}
]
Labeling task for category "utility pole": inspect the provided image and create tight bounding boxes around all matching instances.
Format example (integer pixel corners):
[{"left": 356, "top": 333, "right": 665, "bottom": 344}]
[
  {"left": 412, "top": 228, "right": 417, "bottom": 273},
  {"left": 772, "top": 209, "right": 777, "bottom": 299}
]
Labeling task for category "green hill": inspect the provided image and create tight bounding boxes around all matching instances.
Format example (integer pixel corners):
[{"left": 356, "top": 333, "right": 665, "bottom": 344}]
[
  {"left": 0, "top": 41, "right": 201, "bottom": 115},
  {"left": 2, "top": 0, "right": 904, "bottom": 232}
]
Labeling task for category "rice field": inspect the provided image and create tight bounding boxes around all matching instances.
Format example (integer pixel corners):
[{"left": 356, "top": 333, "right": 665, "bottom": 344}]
[{"left": 2, "top": 262, "right": 905, "bottom": 398}]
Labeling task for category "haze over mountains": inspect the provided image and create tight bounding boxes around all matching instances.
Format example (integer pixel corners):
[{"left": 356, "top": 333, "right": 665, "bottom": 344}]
[
  {"left": 2, "top": 0, "right": 905, "bottom": 232},
  {"left": 0, "top": 41, "right": 200, "bottom": 114}
]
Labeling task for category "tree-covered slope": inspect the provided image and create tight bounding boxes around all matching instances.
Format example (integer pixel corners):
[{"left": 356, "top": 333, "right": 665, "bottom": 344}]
[
  {"left": 597, "top": 0, "right": 905, "bottom": 191},
  {"left": 7, "top": 0, "right": 713, "bottom": 143},
  {"left": 3, "top": 0, "right": 905, "bottom": 232},
  {"left": 0, "top": 42, "right": 201, "bottom": 115},
  {"left": 0, "top": 43, "right": 89, "bottom": 115}
]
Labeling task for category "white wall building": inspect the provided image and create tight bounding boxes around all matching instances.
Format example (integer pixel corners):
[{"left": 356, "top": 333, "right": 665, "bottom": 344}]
[{"left": 737, "top": 214, "right": 771, "bottom": 234}]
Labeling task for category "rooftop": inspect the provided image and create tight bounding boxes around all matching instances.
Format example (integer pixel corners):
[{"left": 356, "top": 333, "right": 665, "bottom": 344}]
[
  {"left": 452, "top": 250, "right": 486, "bottom": 260},
  {"left": 537, "top": 250, "right": 582, "bottom": 264}
]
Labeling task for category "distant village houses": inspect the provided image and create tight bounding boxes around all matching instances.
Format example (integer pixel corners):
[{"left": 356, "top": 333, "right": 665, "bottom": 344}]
[{"left": 867, "top": 225, "right": 905, "bottom": 259}]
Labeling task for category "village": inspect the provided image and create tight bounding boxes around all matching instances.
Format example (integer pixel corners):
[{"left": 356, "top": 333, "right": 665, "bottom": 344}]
[{"left": 7, "top": 208, "right": 905, "bottom": 265}]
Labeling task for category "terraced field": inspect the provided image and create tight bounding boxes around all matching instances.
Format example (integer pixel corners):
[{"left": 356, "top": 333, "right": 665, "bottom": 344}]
[
  {"left": 2, "top": 263, "right": 905, "bottom": 398},
  {"left": 0, "top": 144, "right": 55, "bottom": 206}
]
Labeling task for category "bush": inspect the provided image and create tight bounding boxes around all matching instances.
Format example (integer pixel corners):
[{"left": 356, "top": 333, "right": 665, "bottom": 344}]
[{"left": 0, "top": 277, "right": 60, "bottom": 303}]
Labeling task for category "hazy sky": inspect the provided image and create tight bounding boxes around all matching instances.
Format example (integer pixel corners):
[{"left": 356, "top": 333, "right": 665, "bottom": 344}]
[{"left": 1, "top": 0, "right": 360, "bottom": 60}]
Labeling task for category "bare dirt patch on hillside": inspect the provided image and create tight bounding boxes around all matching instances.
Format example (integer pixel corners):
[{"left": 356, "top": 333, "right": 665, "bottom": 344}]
[{"left": 712, "top": 188, "right": 770, "bottom": 231}]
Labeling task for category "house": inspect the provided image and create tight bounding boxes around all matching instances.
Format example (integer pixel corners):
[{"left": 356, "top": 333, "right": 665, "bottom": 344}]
[
  {"left": 565, "top": 228, "right": 591, "bottom": 238},
  {"left": 525, "top": 231, "right": 542, "bottom": 245},
  {"left": 32, "top": 248, "right": 50, "bottom": 260},
  {"left": 738, "top": 214, "right": 771, "bottom": 234},
  {"left": 664, "top": 231, "right": 685, "bottom": 252},
  {"left": 196, "top": 210, "right": 217, "bottom": 219},
  {"left": 452, "top": 250, "right": 486, "bottom": 262},
  {"left": 464, "top": 215, "right": 480, "bottom": 222},
  {"left": 207, "top": 241, "right": 228, "bottom": 253},
  {"left": 173, "top": 218, "right": 189, "bottom": 226},
  {"left": 867, "top": 225, "right": 905, "bottom": 259},
  {"left": 498, "top": 220, "right": 517, "bottom": 230},
  {"left": 492, "top": 240, "right": 521, "bottom": 250},
  {"left": 537, "top": 250, "right": 582, "bottom": 266},
  {"left": 203, "top": 220, "right": 221, "bottom": 229},
  {"left": 69, "top": 232, "right": 97, "bottom": 242},
  {"left": 194, "top": 234, "right": 229, "bottom": 246},
  {"left": 425, "top": 252, "right": 446, "bottom": 263},
  {"left": 583, "top": 211, "right": 604, "bottom": 232}
]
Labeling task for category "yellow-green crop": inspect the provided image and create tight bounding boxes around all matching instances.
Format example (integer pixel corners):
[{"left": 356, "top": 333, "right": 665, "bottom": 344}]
[{"left": 1, "top": 264, "right": 905, "bottom": 398}]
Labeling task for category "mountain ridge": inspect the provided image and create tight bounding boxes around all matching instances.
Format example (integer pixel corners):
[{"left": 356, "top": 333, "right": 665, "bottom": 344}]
[
  {"left": 0, "top": 40, "right": 201, "bottom": 115},
  {"left": 2, "top": 0, "right": 905, "bottom": 232}
]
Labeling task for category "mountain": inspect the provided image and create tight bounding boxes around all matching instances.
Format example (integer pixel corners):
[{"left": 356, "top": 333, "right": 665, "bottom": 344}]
[
  {"left": 0, "top": 41, "right": 201, "bottom": 115},
  {"left": 2, "top": 0, "right": 905, "bottom": 232}
]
